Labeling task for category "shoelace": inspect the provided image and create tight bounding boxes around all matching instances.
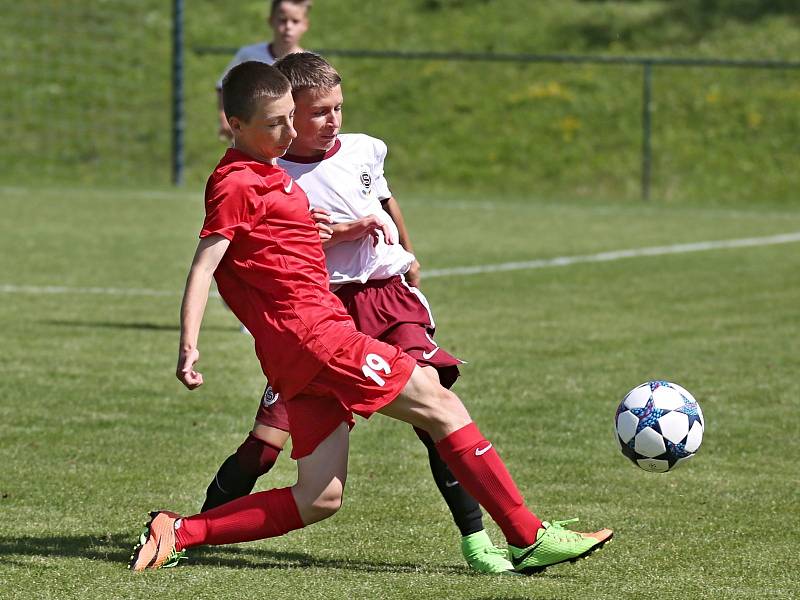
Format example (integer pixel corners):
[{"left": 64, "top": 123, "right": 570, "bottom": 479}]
[
  {"left": 549, "top": 518, "right": 579, "bottom": 528},
  {"left": 542, "top": 518, "right": 585, "bottom": 543},
  {"left": 162, "top": 548, "right": 188, "bottom": 568}
]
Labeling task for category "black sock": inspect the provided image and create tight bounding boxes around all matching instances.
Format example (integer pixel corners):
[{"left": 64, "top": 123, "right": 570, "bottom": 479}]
[
  {"left": 201, "top": 434, "right": 282, "bottom": 512},
  {"left": 201, "top": 454, "right": 259, "bottom": 512},
  {"left": 415, "top": 427, "right": 484, "bottom": 537}
]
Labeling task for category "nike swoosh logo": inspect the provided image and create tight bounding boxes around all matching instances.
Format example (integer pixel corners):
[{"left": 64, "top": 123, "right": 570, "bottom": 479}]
[
  {"left": 475, "top": 443, "right": 493, "bottom": 456},
  {"left": 444, "top": 480, "right": 459, "bottom": 488},
  {"left": 421, "top": 347, "right": 440, "bottom": 360},
  {"left": 284, "top": 179, "right": 293, "bottom": 193},
  {"left": 510, "top": 536, "right": 544, "bottom": 566}
]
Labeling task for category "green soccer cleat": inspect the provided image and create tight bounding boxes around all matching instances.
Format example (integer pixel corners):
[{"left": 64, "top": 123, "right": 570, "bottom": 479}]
[
  {"left": 508, "top": 518, "right": 613, "bottom": 575},
  {"left": 129, "top": 511, "right": 186, "bottom": 572},
  {"left": 461, "top": 529, "right": 514, "bottom": 574}
]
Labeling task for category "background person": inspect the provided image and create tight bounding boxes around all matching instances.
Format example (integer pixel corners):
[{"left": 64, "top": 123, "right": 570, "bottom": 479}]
[{"left": 215, "top": 0, "right": 311, "bottom": 141}]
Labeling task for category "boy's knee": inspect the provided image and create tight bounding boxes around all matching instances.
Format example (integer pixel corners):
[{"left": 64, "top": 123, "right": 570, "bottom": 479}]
[
  {"left": 428, "top": 386, "right": 466, "bottom": 418},
  {"left": 416, "top": 388, "right": 471, "bottom": 439},
  {"left": 311, "top": 488, "right": 343, "bottom": 520},
  {"left": 293, "top": 480, "right": 345, "bottom": 524},
  {"left": 410, "top": 371, "right": 457, "bottom": 406}
]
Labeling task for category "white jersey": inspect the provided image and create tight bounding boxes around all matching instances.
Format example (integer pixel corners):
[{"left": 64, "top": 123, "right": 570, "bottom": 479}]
[
  {"left": 278, "top": 133, "right": 416, "bottom": 286},
  {"left": 216, "top": 42, "right": 276, "bottom": 89}
]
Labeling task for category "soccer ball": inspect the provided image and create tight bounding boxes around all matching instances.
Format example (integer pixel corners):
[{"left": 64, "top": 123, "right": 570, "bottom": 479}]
[{"left": 615, "top": 381, "right": 704, "bottom": 473}]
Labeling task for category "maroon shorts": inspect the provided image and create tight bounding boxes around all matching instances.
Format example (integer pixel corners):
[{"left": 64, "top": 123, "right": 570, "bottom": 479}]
[{"left": 254, "top": 276, "right": 461, "bottom": 442}]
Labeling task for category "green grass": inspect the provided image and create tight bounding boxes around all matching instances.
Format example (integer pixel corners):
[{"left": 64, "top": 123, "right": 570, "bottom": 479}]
[
  {"left": 1, "top": 184, "right": 799, "bottom": 599},
  {"left": 2, "top": 1, "right": 799, "bottom": 203}
]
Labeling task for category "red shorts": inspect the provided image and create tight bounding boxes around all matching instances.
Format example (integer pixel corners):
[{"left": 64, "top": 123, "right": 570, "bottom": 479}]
[
  {"left": 253, "top": 276, "right": 460, "bottom": 450},
  {"left": 286, "top": 330, "right": 416, "bottom": 459}
]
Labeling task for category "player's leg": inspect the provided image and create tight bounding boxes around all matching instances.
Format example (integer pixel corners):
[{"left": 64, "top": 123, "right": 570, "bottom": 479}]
[
  {"left": 290, "top": 422, "right": 350, "bottom": 525},
  {"left": 410, "top": 366, "right": 511, "bottom": 573},
  {"left": 379, "top": 366, "right": 612, "bottom": 574},
  {"left": 180, "top": 422, "right": 348, "bottom": 546},
  {"left": 130, "top": 423, "right": 350, "bottom": 571},
  {"left": 413, "top": 423, "right": 513, "bottom": 573},
  {"left": 202, "top": 424, "right": 289, "bottom": 511},
  {"left": 413, "top": 367, "right": 483, "bottom": 535},
  {"left": 339, "top": 278, "right": 508, "bottom": 570},
  {"left": 202, "top": 385, "right": 290, "bottom": 511},
  {"left": 323, "top": 331, "right": 608, "bottom": 573}
]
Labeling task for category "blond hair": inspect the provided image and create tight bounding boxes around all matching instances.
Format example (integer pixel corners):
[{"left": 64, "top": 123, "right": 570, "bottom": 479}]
[{"left": 273, "top": 52, "right": 341, "bottom": 93}]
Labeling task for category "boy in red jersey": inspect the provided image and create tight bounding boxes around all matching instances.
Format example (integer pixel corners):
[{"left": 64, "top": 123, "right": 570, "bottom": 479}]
[
  {"left": 129, "top": 61, "right": 612, "bottom": 575},
  {"left": 202, "top": 52, "right": 511, "bottom": 574}
]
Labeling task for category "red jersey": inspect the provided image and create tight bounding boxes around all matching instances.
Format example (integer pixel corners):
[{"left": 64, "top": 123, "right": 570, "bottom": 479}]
[{"left": 201, "top": 148, "right": 356, "bottom": 399}]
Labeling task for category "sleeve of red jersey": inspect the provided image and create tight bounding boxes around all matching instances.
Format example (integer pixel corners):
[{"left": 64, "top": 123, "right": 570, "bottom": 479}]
[
  {"left": 200, "top": 176, "right": 253, "bottom": 241},
  {"left": 372, "top": 138, "right": 393, "bottom": 202}
]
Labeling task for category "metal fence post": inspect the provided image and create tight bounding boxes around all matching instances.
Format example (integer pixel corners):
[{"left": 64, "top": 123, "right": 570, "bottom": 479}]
[
  {"left": 641, "top": 61, "right": 653, "bottom": 201},
  {"left": 172, "top": 0, "right": 185, "bottom": 185}
]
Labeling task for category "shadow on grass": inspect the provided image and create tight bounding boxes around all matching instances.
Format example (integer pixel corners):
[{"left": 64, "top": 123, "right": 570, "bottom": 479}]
[
  {"left": 41, "top": 319, "right": 235, "bottom": 333},
  {"left": 0, "top": 533, "right": 466, "bottom": 575}
]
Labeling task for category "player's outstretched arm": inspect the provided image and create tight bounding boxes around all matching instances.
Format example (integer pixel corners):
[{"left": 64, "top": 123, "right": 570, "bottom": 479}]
[
  {"left": 382, "top": 196, "right": 421, "bottom": 287},
  {"left": 177, "top": 234, "right": 231, "bottom": 390}
]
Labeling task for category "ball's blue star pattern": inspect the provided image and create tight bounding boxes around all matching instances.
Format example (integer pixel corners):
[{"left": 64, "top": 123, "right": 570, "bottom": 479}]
[
  {"left": 679, "top": 399, "right": 704, "bottom": 430},
  {"left": 630, "top": 395, "right": 667, "bottom": 435},
  {"left": 664, "top": 438, "right": 692, "bottom": 460}
]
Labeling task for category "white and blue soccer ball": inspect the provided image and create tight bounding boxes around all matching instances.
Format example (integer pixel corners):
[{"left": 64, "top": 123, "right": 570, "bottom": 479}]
[{"left": 615, "top": 381, "right": 704, "bottom": 473}]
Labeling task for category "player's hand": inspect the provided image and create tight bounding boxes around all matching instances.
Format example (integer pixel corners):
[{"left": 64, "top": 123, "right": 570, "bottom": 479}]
[
  {"left": 310, "top": 207, "right": 333, "bottom": 242},
  {"left": 405, "top": 260, "right": 421, "bottom": 288},
  {"left": 177, "top": 347, "right": 204, "bottom": 390},
  {"left": 361, "top": 215, "right": 396, "bottom": 246}
]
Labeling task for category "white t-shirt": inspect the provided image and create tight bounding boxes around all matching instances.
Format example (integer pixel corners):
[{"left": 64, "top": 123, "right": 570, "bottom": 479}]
[
  {"left": 278, "top": 133, "right": 416, "bottom": 286},
  {"left": 216, "top": 42, "right": 276, "bottom": 89}
]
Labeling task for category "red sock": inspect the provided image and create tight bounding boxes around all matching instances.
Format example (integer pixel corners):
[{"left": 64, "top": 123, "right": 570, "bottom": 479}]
[
  {"left": 175, "top": 487, "right": 304, "bottom": 550},
  {"left": 435, "top": 422, "right": 542, "bottom": 548}
]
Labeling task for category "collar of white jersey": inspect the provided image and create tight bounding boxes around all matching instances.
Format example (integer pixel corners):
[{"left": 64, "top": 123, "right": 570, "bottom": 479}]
[{"left": 282, "top": 138, "right": 342, "bottom": 164}]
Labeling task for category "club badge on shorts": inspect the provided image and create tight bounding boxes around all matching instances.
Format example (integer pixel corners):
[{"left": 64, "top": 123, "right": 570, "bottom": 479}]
[{"left": 261, "top": 385, "right": 280, "bottom": 408}]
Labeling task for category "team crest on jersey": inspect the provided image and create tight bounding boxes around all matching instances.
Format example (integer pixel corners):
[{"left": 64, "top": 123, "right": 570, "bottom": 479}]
[
  {"left": 261, "top": 385, "right": 280, "bottom": 408},
  {"left": 359, "top": 167, "right": 372, "bottom": 191}
]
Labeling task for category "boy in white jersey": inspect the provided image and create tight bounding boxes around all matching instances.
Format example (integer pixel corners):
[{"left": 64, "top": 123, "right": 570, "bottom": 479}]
[
  {"left": 201, "top": 52, "right": 511, "bottom": 573},
  {"left": 216, "top": 0, "right": 311, "bottom": 141}
]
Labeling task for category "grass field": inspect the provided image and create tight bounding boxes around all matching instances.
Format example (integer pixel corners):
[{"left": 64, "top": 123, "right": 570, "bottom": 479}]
[{"left": 1, "top": 185, "right": 799, "bottom": 599}]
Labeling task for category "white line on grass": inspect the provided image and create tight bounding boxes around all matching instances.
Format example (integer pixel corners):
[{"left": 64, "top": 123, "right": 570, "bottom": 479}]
[
  {"left": 424, "top": 231, "right": 800, "bottom": 278},
  {"left": 2, "top": 232, "right": 799, "bottom": 296}
]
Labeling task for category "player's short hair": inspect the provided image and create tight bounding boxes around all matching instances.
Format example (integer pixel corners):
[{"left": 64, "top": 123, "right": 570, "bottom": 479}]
[
  {"left": 222, "top": 61, "right": 292, "bottom": 122},
  {"left": 273, "top": 52, "right": 341, "bottom": 94},
  {"left": 270, "top": 0, "right": 312, "bottom": 17}
]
